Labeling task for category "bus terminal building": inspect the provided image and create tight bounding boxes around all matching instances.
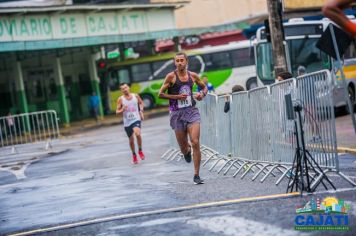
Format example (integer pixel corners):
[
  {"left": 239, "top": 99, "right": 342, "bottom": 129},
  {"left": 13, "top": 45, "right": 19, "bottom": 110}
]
[
  {"left": 0, "top": 3, "right": 184, "bottom": 126},
  {"left": 0, "top": 2, "right": 260, "bottom": 126}
]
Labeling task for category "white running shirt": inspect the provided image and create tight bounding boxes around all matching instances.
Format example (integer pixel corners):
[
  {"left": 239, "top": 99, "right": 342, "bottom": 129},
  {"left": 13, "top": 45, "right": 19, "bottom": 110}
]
[{"left": 121, "top": 94, "right": 141, "bottom": 127}]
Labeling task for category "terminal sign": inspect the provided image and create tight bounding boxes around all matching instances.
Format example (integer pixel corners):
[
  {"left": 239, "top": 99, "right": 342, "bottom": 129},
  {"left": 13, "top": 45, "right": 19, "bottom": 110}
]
[{"left": 0, "top": 10, "right": 174, "bottom": 42}]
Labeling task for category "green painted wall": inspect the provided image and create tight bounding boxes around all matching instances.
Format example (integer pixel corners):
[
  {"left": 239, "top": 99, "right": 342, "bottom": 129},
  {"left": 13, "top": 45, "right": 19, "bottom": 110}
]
[{"left": 57, "top": 85, "right": 70, "bottom": 124}]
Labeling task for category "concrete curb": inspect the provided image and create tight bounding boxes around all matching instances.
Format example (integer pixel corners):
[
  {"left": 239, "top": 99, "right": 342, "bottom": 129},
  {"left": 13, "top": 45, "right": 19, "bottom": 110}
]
[
  {"left": 60, "top": 109, "right": 169, "bottom": 136},
  {"left": 337, "top": 147, "right": 356, "bottom": 154}
]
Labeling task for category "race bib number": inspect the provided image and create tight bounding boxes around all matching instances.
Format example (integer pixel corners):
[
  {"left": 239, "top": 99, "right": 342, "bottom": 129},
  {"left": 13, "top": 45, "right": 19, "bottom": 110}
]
[
  {"left": 178, "top": 96, "right": 192, "bottom": 109},
  {"left": 126, "top": 112, "right": 136, "bottom": 120}
]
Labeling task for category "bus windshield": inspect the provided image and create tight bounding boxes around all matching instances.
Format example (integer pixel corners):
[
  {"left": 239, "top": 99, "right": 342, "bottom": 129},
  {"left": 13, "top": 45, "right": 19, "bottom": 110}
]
[
  {"left": 288, "top": 38, "right": 331, "bottom": 75},
  {"left": 256, "top": 42, "right": 273, "bottom": 82},
  {"left": 256, "top": 38, "right": 331, "bottom": 82}
]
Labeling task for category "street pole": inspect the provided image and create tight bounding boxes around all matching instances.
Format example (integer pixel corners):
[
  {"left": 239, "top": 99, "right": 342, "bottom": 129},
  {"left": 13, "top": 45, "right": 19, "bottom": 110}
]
[{"left": 266, "top": 0, "right": 288, "bottom": 77}]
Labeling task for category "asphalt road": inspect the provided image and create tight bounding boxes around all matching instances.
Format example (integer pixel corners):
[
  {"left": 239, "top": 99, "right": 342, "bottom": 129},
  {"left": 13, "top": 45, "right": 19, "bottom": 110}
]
[{"left": 0, "top": 115, "right": 355, "bottom": 236}]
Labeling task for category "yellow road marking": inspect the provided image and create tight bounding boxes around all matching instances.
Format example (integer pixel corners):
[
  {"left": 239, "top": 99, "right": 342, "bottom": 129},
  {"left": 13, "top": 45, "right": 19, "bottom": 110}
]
[{"left": 9, "top": 192, "right": 300, "bottom": 236}]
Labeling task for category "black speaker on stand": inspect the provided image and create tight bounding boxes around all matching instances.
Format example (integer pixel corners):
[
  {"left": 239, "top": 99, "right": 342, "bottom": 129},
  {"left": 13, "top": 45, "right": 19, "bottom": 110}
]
[{"left": 284, "top": 94, "right": 336, "bottom": 194}]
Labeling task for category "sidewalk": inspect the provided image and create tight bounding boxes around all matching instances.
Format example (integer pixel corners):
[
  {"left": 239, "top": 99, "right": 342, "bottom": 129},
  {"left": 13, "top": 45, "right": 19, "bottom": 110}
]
[
  {"left": 59, "top": 107, "right": 169, "bottom": 136},
  {"left": 335, "top": 114, "right": 356, "bottom": 153}
]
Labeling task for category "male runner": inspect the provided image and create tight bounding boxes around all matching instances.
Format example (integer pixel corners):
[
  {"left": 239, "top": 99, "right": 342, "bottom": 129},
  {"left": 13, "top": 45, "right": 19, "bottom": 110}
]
[
  {"left": 158, "top": 52, "right": 208, "bottom": 185},
  {"left": 116, "top": 83, "right": 145, "bottom": 164}
]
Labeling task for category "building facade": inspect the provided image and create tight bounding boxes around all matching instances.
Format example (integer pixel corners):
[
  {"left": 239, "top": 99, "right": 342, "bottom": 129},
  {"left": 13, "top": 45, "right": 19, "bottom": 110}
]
[
  {"left": 151, "top": 0, "right": 268, "bottom": 29},
  {"left": 0, "top": 3, "right": 179, "bottom": 125}
]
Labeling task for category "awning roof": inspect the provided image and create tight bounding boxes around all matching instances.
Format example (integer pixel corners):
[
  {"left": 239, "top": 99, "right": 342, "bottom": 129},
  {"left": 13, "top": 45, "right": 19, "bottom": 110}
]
[
  {"left": 0, "top": 11, "right": 267, "bottom": 53},
  {"left": 0, "top": 2, "right": 187, "bottom": 14},
  {"left": 172, "top": 13, "right": 268, "bottom": 37}
]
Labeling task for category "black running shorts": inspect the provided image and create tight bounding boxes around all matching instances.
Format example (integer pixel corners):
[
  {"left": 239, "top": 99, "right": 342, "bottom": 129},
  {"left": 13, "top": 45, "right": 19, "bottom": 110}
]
[{"left": 124, "top": 121, "right": 141, "bottom": 137}]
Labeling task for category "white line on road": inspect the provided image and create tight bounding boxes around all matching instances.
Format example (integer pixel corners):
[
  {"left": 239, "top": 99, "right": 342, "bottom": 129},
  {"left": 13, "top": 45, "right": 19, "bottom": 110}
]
[
  {"left": 9, "top": 192, "right": 300, "bottom": 236},
  {"left": 304, "top": 186, "right": 356, "bottom": 196}
]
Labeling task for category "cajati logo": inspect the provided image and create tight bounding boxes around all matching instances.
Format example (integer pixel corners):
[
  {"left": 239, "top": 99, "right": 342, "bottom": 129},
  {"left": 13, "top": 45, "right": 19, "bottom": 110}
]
[{"left": 294, "top": 197, "right": 351, "bottom": 231}]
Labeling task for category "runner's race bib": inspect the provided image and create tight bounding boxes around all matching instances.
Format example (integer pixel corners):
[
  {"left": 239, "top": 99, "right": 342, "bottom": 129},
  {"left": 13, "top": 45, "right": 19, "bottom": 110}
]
[
  {"left": 178, "top": 95, "right": 192, "bottom": 109},
  {"left": 126, "top": 112, "right": 136, "bottom": 120}
]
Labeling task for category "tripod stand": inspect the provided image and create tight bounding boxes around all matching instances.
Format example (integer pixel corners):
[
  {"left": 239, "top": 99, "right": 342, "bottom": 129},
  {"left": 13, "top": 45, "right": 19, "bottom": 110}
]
[{"left": 286, "top": 104, "right": 336, "bottom": 194}]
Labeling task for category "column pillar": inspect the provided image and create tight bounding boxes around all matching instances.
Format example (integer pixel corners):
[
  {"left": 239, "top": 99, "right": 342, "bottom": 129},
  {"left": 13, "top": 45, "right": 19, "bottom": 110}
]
[
  {"left": 54, "top": 57, "right": 70, "bottom": 126},
  {"left": 14, "top": 60, "right": 28, "bottom": 114},
  {"left": 88, "top": 53, "right": 104, "bottom": 119},
  {"left": 14, "top": 59, "right": 30, "bottom": 131}
]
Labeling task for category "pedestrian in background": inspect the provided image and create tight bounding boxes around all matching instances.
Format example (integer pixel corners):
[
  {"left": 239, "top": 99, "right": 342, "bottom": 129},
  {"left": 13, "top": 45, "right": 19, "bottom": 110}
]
[
  {"left": 224, "top": 85, "right": 245, "bottom": 113},
  {"left": 276, "top": 71, "right": 293, "bottom": 82},
  {"left": 88, "top": 92, "right": 100, "bottom": 122},
  {"left": 6, "top": 111, "right": 15, "bottom": 136},
  {"left": 297, "top": 65, "right": 306, "bottom": 76},
  {"left": 197, "top": 75, "right": 215, "bottom": 93}
]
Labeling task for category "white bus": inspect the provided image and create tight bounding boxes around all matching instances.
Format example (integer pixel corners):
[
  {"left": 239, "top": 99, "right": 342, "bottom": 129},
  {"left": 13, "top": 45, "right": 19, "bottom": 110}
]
[
  {"left": 107, "top": 40, "right": 258, "bottom": 109},
  {"left": 254, "top": 17, "right": 356, "bottom": 111}
]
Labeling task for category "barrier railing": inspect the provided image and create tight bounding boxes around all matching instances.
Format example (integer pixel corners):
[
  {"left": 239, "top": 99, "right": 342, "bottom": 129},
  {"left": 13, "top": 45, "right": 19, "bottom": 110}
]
[
  {"left": 295, "top": 71, "right": 338, "bottom": 169},
  {"left": 161, "top": 70, "right": 355, "bottom": 189},
  {"left": 0, "top": 110, "right": 60, "bottom": 155}
]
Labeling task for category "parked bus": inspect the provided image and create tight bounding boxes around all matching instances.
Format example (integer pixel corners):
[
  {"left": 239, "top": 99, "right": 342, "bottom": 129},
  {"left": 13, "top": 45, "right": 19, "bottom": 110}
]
[
  {"left": 106, "top": 40, "right": 258, "bottom": 110},
  {"left": 254, "top": 17, "right": 356, "bottom": 112}
]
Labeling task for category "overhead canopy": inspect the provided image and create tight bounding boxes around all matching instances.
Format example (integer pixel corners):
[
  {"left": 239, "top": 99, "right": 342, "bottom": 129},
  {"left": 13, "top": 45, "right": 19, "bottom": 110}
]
[
  {"left": 0, "top": 3, "right": 184, "bottom": 52},
  {"left": 0, "top": 3, "right": 266, "bottom": 52}
]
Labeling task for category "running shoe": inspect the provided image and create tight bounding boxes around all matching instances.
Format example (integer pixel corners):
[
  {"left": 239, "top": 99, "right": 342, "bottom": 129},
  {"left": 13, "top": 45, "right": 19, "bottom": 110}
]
[
  {"left": 132, "top": 154, "right": 138, "bottom": 164},
  {"left": 183, "top": 148, "right": 192, "bottom": 163},
  {"left": 193, "top": 175, "right": 204, "bottom": 185},
  {"left": 138, "top": 150, "right": 145, "bottom": 160}
]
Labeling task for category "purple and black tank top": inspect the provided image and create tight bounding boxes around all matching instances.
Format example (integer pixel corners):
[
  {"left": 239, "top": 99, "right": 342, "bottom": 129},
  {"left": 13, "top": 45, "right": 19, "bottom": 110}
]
[{"left": 168, "top": 70, "right": 196, "bottom": 111}]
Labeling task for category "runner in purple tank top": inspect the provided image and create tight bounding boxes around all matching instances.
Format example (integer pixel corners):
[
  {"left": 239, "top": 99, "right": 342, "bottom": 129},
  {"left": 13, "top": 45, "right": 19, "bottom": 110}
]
[{"left": 158, "top": 52, "right": 208, "bottom": 185}]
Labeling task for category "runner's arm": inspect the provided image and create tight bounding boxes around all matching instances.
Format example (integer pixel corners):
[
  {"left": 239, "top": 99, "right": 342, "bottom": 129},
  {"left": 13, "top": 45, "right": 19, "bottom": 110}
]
[
  {"left": 191, "top": 73, "right": 208, "bottom": 100},
  {"left": 136, "top": 94, "right": 145, "bottom": 112},
  {"left": 322, "top": 0, "right": 356, "bottom": 37},
  {"left": 116, "top": 98, "right": 124, "bottom": 114},
  {"left": 158, "top": 73, "right": 187, "bottom": 100}
]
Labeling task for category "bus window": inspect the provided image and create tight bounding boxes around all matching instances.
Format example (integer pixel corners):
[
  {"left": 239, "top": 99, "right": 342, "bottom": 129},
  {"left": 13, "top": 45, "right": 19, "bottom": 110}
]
[
  {"left": 152, "top": 60, "right": 174, "bottom": 79},
  {"left": 230, "top": 48, "right": 255, "bottom": 67},
  {"left": 188, "top": 55, "right": 204, "bottom": 74},
  {"left": 131, "top": 63, "right": 152, "bottom": 82},
  {"left": 256, "top": 43, "right": 274, "bottom": 82},
  {"left": 344, "top": 41, "right": 356, "bottom": 59},
  {"left": 203, "top": 51, "right": 232, "bottom": 71},
  {"left": 27, "top": 71, "right": 45, "bottom": 103},
  {"left": 288, "top": 38, "right": 330, "bottom": 75},
  {"left": 109, "top": 68, "right": 130, "bottom": 91}
]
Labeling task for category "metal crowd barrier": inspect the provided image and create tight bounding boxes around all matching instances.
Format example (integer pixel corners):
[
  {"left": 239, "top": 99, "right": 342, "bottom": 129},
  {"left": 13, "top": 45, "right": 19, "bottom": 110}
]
[
  {"left": 0, "top": 110, "right": 60, "bottom": 155},
  {"left": 161, "top": 129, "right": 182, "bottom": 161},
  {"left": 199, "top": 94, "right": 218, "bottom": 151},
  {"left": 161, "top": 70, "right": 355, "bottom": 188},
  {"left": 269, "top": 79, "right": 296, "bottom": 165},
  {"left": 295, "top": 71, "right": 338, "bottom": 169}
]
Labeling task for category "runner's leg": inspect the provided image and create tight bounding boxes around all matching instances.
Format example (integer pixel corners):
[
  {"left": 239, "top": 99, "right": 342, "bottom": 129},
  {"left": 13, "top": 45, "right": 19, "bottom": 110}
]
[
  {"left": 129, "top": 135, "right": 135, "bottom": 154},
  {"left": 133, "top": 127, "right": 142, "bottom": 149},
  {"left": 134, "top": 127, "right": 145, "bottom": 160},
  {"left": 175, "top": 130, "right": 190, "bottom": 155},
  {"left": 187, "top": 123, "right": 201, "bottom": 176}
]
